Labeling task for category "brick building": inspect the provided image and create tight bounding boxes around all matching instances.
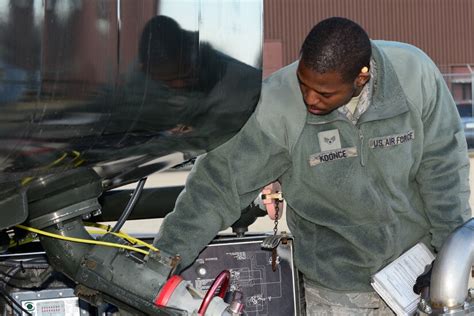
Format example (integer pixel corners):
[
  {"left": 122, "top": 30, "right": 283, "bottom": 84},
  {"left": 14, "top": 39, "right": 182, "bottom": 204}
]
[{"left": 262, "top": 0, "right": 474, "bottom": 105}]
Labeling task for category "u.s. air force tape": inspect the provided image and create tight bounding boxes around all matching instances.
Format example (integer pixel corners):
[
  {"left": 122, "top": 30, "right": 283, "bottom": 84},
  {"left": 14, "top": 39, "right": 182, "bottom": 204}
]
[
  {"left": 369, "top": 130, "right": 415, "bottom": 149},
  {"left": 309, "top": 147, "right": 358, "bottom": 166}
]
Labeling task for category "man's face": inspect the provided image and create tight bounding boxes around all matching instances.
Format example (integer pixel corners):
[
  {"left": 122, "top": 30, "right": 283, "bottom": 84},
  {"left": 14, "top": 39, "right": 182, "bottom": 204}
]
[
  {"left": 296, "top": 61, "right": 359, "bottom": 116},
  {"left": 143, "top": 62, "right": 198, "bottom": 90}
]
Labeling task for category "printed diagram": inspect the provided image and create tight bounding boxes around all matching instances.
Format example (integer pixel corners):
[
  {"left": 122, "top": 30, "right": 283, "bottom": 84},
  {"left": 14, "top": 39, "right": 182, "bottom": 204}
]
[
  {"left": 226, "top": 250, "right": 284, "bottom": 314},
  {"left": 182, "top": 241, "right": 295, "bottom": 316}
]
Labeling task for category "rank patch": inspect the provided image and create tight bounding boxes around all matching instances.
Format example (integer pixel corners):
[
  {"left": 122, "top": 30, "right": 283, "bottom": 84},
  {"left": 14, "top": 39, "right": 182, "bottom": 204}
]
[
  {"left": 318, "top": 129, "right": 342, "bottom": 151},
  {"left": 369, "top": 130, "right": 415, "bottom": 149},
  {"left": 309, "top": 147, "right": 358, "bottom": 166}
]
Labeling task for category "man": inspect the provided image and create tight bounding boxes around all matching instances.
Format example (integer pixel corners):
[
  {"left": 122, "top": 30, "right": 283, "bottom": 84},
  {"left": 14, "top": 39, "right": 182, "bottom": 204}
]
[{"left": 154, "top": 17, "right": 471, "bottom": 315}]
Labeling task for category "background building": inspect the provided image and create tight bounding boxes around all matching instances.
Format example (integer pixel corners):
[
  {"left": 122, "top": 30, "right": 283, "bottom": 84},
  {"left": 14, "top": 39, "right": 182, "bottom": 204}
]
[{"left": 262, "top": 0, "right": 474, "bottom": 108}]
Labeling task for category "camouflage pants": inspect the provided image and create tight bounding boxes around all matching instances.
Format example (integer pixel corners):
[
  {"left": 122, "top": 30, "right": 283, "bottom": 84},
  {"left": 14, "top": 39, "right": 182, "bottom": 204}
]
[{"left": 301, "top": 278, "right": 395, "bottom": 316}]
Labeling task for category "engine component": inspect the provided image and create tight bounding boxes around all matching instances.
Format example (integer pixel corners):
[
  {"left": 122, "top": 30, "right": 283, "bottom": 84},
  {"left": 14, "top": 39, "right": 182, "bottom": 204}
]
[
  {"left": 417, "top": 218, "right": 474, "bottom": 315},
  {"left": 0, "top": 0, "right": 264, "bottom": 314}
]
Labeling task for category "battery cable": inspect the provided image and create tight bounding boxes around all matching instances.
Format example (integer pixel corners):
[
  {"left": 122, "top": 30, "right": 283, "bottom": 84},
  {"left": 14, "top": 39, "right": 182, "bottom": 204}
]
[{"left": 14, "top": 224, "right": 155, "bottom": 256}]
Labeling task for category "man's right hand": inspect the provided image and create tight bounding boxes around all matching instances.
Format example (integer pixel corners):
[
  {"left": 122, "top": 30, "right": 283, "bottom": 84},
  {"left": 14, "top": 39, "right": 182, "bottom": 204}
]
[{"left": 259, "top": 182, "right": 284, "bottom": 220}]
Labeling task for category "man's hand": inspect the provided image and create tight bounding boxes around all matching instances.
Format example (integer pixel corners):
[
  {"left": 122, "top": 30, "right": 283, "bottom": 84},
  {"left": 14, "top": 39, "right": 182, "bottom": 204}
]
[
  {"left": 413, "top": 261, "right": 434, "bottom": 295},
  {"left": 260, "top": 182, "right": 284, "bottom": 220}
]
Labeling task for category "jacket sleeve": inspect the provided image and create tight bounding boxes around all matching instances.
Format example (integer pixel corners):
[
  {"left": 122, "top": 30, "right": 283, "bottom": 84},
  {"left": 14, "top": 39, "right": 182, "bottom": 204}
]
[
  {"left": 416, "top": 69, "right": 471, "bottom": 251},
  {"left": 153, "top": 113, "right": 292, "bottom": 270}
]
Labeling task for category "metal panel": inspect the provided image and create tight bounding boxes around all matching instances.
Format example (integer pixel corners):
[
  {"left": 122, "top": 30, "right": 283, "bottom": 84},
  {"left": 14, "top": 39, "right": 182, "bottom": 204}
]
[{"left": 181, "top": 236, "right": 301, "bottom": 316}]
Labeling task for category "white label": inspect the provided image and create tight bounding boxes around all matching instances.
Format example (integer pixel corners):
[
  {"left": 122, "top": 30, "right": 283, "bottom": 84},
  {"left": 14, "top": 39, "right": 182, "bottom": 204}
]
[{"left": 369, "top": 130, "right": 415, "bottom": 149}]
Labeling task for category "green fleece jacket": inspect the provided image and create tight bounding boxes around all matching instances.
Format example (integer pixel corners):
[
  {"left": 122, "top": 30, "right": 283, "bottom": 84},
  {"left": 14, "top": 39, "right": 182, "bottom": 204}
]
[{"left": 154, "top": 41, "right": 471, "bottom": 292}]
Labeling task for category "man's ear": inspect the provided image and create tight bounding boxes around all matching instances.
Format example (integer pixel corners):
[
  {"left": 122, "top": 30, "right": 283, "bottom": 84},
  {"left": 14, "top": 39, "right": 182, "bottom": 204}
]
[{"left": 355, "top": 70, "right": 370, "bottom": 88}]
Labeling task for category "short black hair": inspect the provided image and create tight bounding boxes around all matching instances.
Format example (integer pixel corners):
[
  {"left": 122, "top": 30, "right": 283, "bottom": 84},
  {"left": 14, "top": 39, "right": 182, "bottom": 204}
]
[
  {"left": 300, "top": 17, "right": 371, "bottom": 82},
  {"left": 138, "top": 16, "right": 199, "bottom": 80},
  {"left": 139, "top": 16, "right": 182, "bottom": 67}
]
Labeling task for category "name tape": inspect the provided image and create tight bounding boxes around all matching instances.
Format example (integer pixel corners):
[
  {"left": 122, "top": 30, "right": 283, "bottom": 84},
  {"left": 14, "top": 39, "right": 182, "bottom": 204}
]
[{"left": 309, "top": 147, "right": 358, "bottom": 166}]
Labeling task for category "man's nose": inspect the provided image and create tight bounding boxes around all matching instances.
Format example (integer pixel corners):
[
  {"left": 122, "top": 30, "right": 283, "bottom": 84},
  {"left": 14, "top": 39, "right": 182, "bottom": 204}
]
[{"left": 304, "top": 90, "right": 321, "bottom": 105}]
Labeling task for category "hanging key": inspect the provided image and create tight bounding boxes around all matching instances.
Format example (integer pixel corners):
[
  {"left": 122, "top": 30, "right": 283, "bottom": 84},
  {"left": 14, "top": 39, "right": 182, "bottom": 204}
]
[
  {"left": 260, "top": 191, "right": 284, "bottom": 271},
  {"left": 263, "top": 232, "right": 288, "bottom": 271},
  {"left": 261, "top": 234, "right": 284, "bottom": 250},
  {"left": 271, "top": 247, "right": 278, "bottom": 272},
  {"left": 262, "top": 229, "right": 282, "bottom": 272}
]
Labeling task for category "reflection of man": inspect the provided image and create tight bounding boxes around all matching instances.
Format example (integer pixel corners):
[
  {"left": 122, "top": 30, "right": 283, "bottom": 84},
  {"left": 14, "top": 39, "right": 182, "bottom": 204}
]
[
  {"left": 118, "top": 15, "right": 260, "bottom": 142},
  {"left": 155, "top": 17, "right": 470, "bottom": 314},
  {"left": 138, "top": 15, "right": 199, "bottom": 90},
  {"left": 96, "top": 16, "right": 261, "bottom": 155}
]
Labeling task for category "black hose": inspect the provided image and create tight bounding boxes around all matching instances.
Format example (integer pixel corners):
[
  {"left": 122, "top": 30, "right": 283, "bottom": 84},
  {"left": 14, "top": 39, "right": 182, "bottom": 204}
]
[
  {"left": 0, "top": 266, "right": 21, "bottom": 290},
  {"left": 0, "top": 266, "right": 54, "bottom": 288},
  {"left": 111, "top": 178, "right": 147, "bottom": 233},
  {"left": 0, "top": 259, "right": 50, "bottom": 289},
  {"left": 0, "top": 262, "right": 41, "bottom": 315}
]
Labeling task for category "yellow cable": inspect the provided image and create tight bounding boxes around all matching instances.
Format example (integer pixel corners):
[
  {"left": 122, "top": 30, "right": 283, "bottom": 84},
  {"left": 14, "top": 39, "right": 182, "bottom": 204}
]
[
  {"left": 84, "top": 222, "right": 158, "bottom": 252},
  {"left": 10, "top": 221, "right": 158, "bottom": 254},
  {"left": 21, "top": 177, "right": 34, "bottom": 186},
  {"left": 15, "top": 224, "right": 150, "bottom": 256},
  {"left": 84, "top": 229, "right": 135, "bottom": 244},
  {"left": 71, "top": 150, "right": 81, "bottom": 160},
  {"left": 84, "top": 222, "right": 113, "bottom": 232},
  {"left": 111, "top": 233, "right": 157, "bottom": 251},
  {"left": 86, "top": 229, "right": 141, "bottom": 247},
  {"left": 20, "top": 151, "right": 85, "bottom": 186},
  {"left": 49, "top": 152, "right": 68, "bottom": 167}
]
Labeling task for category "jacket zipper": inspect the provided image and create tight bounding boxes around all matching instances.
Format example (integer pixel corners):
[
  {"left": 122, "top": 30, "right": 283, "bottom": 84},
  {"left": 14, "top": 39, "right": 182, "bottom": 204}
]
[{"left": 358, "top": 128, "right": 365, "bottom": 166}]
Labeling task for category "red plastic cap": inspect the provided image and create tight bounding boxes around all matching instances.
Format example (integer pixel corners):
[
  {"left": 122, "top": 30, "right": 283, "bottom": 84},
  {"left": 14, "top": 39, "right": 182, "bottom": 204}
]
[{"left": 154, "top": 275, "right": 183, "bottom": 307}]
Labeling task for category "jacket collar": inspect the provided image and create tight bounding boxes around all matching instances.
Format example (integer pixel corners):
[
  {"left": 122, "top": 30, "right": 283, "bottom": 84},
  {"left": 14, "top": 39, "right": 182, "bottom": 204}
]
[{"left": 306, "top": 41, "right": 410, "bottom": 125}]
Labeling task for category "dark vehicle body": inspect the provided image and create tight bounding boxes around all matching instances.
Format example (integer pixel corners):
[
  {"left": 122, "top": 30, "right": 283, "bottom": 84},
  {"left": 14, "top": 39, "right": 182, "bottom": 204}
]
[
  {"left": 456, "top": 102, "right": 474, "bottom": 149},
  {"left": 0, "top": 1, "right": 273, "bottom": 315}
]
